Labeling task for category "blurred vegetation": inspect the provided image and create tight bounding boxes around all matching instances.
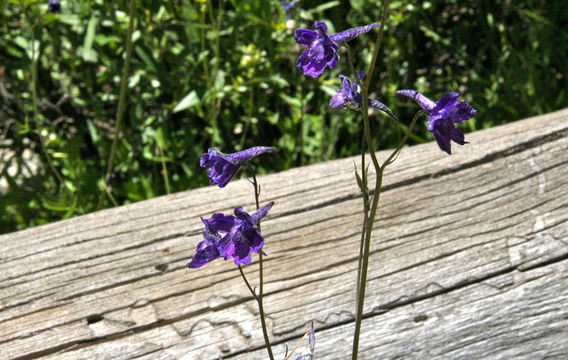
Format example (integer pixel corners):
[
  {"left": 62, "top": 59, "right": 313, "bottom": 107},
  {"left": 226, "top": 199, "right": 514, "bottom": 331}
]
[{"left": 1, "top": 0, "right": 566, "bottom": 233}]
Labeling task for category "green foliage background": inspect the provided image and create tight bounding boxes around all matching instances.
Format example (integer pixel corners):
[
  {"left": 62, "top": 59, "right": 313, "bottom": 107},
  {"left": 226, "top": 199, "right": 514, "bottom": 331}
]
[{"left": 1, "top": 0, "right": 566, "bottom": 233}]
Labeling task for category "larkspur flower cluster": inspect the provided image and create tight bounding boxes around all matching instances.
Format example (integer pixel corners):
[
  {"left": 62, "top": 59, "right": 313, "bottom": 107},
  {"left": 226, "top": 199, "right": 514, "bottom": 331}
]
[
  {"left": 189, "top": 147, "right": 274, "bottom": 269},
  {"left": 185, "top": 12, "right": 478, "bottom": 359},
  {"left": 295, "top": 20, "right": 477, "bottom": 154},
  {"left": 396, "top": 90, "right": 477, "bottom": 154},
  {"left": 188, "top": 203, "right": 274, "bottom": 268}
]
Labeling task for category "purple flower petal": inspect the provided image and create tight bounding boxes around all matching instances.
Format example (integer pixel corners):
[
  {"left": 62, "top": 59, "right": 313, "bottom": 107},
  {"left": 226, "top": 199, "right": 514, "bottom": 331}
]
[
  {"left": 225, "top": 146, "right": 276, "bottom": 164},
  {"left": 450, "top": 127, "right": 466, "bottom": 145},
  {"left": 396, "top": 90, "right": 477, "bottom": 154},
  {"left": 187, "top": 231, "right": 222, "bottom": 268},
  {"left": 188, "top": 204, "right": 273, "bottom": 269},
  {"left": 251, "top": 202, "right": 274, "bottom": 224},
  {"left": 294, "top": 28, "right": 318, "bottom": 46},
  {"left": 395, "top": 90, "right": 436, "bottom": 111},
  {"left": 433, "top": 130, "right": 452, "bottom": 155},
  {"left": 330, "top": 91, "right": 347, "bottom": 109},
  {"left": 329, "top": 23, "right": 380, "bottom": 43},
  {"left": 432, "top": 93, "right": 460, "bottom": 113},
  {"left": 329, "top": 74, "right": 361, "bottom": 109},
  {"left": 234, "top": 206, "right": 253, "bottom": 223},
  {"left": 294, "top": 21, "right": 378, "bottom": 78},
  {"left": 368, "top": 99, "right": 397, "bottom": 121},
  {"left": 200, "top": 147, "right": 275, "bottom": 187},
  {"left": 448, "top": 101, "right": 478, "bottom": 123},
  {"left": 202, "top": 213, "right": 235, "bottom": 234},
  {"left": 313, "top": 20, "right": 328, "bottom": 32},
  {"left": 330, "top": 73, "right": 395, "bottom": 118},
  {"left": 296, "top": 35, "right": 338, "bottom": 78}
]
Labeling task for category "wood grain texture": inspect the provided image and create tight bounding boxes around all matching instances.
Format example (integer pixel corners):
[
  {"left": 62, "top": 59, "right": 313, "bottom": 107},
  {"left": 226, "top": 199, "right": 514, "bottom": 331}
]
[{"left": 1, "top": 108, "right": 567, "bottom": 360}]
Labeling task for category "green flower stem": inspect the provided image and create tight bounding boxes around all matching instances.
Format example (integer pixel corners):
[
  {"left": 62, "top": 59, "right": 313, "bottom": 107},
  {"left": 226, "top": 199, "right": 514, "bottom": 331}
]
[
  {"left": 238, "top": 265, "right": 258, "bottom": 301},
  {"left": 157, "top": 145, "right": 172, "bottom": 194},
  {"left": 97, "top": 0, "right": 136, "bottom": 210},
  {"left": 351, "top": 112, "right": 419, "bottom": 358},
  {"left": 363, "top": 0, "right": 390, "bottom": 93},
  {"left": 247, "top": 169, "right": 275, "bottom": 360},
  {"left": 104, "top": 186, "right": 119, "bottom": 207},
  {"left": 205, "top": 0, "right": 224, "bottom": 146},
  {"left": 383, "top": 111, "right": 424, "bottom": 167},
  {"left": 22, "top": 4, "right": 63, "bottom": 187},
  {"left": 346, "top": 45, "right": 370, "bottom": 303},
  {"left": 352, "top": 1, "right": 390, "bottom": 359}
]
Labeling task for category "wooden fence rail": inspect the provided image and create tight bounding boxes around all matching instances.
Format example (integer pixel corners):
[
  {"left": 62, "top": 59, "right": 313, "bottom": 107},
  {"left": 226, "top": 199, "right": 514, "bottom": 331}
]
[{"left": 1, "top": 109, "right": 567, "bottom": 359}]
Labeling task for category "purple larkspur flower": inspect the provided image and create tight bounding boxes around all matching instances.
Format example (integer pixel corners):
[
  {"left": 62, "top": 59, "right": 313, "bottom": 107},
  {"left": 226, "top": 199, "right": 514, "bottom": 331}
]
[
  {"left": 187, "top": 202, "right": 274, "bottom": 268},
  {"left": 48, "top": 0, "right": 61, "bottom": 13},
  {"left": 200, "top": 146, "right": 275, "bottom": 187},
  {"left": 295, "top": 21, "right": 379, "bottom": 78},
  {"left": 396, "top": 90, "right": 477, "bottom": 154},
  {"left": 330, "top": 72, "right": 396, "bottom": 119}
]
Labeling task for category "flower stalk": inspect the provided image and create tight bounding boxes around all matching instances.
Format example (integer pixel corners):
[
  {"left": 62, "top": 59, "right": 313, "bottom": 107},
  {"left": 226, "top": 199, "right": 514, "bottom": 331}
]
[
  {"left": 248, "top": 168, "right": 275, "bottom": 360},
  {"left": 351, "top": 1, "right": 389, "bottom": 358},
  {"left": 97, "top": 0, "right": 135, "bottom": 210}
]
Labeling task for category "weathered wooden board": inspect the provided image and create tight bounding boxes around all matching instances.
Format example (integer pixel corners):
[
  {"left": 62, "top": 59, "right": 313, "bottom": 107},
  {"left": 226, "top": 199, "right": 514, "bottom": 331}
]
[{"left": 1, "top": 108, "right": 567, "bottom": 360}]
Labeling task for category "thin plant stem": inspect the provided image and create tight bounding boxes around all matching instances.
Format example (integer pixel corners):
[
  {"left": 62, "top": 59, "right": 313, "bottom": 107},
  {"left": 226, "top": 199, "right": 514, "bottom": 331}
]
[
  {"left": 246, "top": 168, "right": 275, "bottom": 360},
  {"left": 383, "top": 111, "right": 423, "bottom": 167},
  {"left": 239, "top": 88, "right": 254, "bottom": 150},
  {"left": 22, "top": 4, "right": 63, "bottom": 187},
  {"left": 352, "top": 1, "right": 390, "bottom": 358},
  {"left": 96, "top": 0, "right": 136, "bottom": 210},
  {"left": 346, "top": 45, "right": 369, "bottom": 303},
  {"left": 238, "top": 265, "right": 259, "bottom": 301},
  {"left": 257, "top": 251, "right": 273, "bottom": 360},
  {"left": 104, "top": 186, "right": 119, "bottom": 207},
  {"left": 157, "top": 145, "right": 172, "bottom": 194},
  {"left": 206, "top": 0, "right": 223, "bottom": 146},
  {"left": 363, "top": 0, "right": 390, "bottom": 93},
  {"left": 298, "top": 75, "right": 305, "bottom": 165}
]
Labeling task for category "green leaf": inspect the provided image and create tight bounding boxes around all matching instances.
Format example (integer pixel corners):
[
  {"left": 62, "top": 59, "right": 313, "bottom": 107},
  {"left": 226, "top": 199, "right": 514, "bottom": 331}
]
[
  {"left": 309, "top": 1, "right": 340, "bottom": 13},
  {"left": 173, "top": 90, "right": 200, "bottom": 113},
  {"left": 81, "top": 15, "right": 98, "bottom": 62}
]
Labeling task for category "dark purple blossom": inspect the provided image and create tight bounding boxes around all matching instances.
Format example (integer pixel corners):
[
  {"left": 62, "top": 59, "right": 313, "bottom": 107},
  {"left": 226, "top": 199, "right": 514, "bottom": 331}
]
[
  {"left": 187, "top": 203, "right": 274, "bottom": 268},
  {"left": 329, "top": 74, "right": 363, "bottom": 110},
  {"left": 330, "top": 72, "right": 396, "bottom": 119},
  {"left": 48, "top": 0, "right": 61, "bottom": 13},
  {"left": 396, "top": 90, "right": 477, "bottom": 154},
  {"left": 295, "top": 21, "right": 379, "bottom": 78},
  {"left": 200, "top": 147, "right": 275, "bottom": 187}
]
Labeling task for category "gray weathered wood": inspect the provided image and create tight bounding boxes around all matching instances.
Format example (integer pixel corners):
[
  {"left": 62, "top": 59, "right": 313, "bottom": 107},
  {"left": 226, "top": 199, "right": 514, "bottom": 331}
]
[{"left": 1, "top": 108, "right": 567, "bottom": 359}]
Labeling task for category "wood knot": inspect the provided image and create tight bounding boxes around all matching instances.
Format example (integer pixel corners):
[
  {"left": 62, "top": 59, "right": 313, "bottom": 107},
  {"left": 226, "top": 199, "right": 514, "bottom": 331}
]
[
  {"left": 414, "top": 314, "right": 428, "bottom": 323},
  {"left": 155, "top": 263, "right": 168, "bottom": 272}
]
